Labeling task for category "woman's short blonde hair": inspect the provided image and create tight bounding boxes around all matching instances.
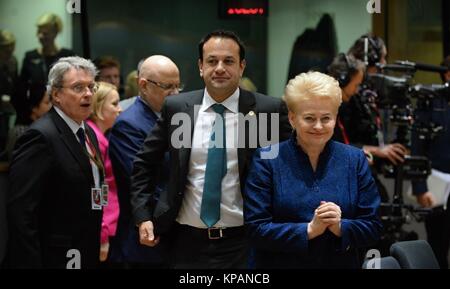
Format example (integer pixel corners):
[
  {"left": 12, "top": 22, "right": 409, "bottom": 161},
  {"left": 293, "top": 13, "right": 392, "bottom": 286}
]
[
  {"left": 36, "top": 13, "right": 63, "bottom": 33},
  {"left": 283, "top": 71, "right": 342, "bottom": 112},
  {"left": 90, "top": 82, "right": 117, "bottom": 120},
  {"left": 0, "top": 30, "right": 15, "bottom": 46},
  {"left": 124, "top": 70, "right": 138, "bottom": 99}
]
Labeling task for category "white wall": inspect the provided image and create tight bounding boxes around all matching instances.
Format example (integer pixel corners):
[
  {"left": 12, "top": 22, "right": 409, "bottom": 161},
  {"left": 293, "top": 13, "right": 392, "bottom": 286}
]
[
  {"left": 268, "top": 0, "right": 372, "bottom": 98},
  {"left": 0, "top": 0, "right": 72, "bottom": 69}
]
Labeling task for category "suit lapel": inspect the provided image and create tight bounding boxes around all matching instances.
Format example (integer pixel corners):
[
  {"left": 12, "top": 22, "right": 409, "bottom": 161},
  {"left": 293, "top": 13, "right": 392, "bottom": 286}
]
[
  {"left": 237, "top": 89, "right": 256, "bottom": 181},
  {"left": 49, "top": 108, "right": 94, "bottom": 185},
  {"left": 178, "top": 91, "right": 204, "bottom": 177}
]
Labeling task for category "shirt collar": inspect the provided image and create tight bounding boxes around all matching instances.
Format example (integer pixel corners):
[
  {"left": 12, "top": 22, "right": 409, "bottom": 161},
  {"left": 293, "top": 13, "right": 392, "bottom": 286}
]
[
  {"left": 202, "top": 87, "right": 239, "bottom": 113},
  {"left": 54, "top": 106, "right": 85, "bottom": 134},
  {"left": 138, "top": 95, "right": 161, "bottom": 118}
]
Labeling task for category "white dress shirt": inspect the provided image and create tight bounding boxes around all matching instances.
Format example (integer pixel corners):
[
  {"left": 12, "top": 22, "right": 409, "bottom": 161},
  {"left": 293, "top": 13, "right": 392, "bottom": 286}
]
[
  {"left": 177, "top": 88, "right": 243, "bottom": 228},
  {"left": 54, "top": 106, "right": 100, "bottom": 188}
]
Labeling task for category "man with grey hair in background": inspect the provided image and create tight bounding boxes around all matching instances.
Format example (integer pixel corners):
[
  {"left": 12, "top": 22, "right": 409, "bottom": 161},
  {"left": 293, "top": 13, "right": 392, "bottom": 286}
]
[{"left": 7, "top": 56, "right": 104, "bottom": 268}]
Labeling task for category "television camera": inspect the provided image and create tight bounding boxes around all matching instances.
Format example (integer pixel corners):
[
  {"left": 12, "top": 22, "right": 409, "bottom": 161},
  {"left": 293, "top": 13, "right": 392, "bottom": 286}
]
[{"left": 365, "top": 60, "right": 449, "bottom": 249}]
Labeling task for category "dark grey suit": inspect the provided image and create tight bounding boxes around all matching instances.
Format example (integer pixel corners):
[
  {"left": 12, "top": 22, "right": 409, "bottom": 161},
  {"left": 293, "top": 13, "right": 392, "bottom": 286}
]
[
  {"left": 7, "top": 107, "right": 103, "bottom": 268},
  {"left": 130, "top": 89, "right": 291, "bottom": 236}
]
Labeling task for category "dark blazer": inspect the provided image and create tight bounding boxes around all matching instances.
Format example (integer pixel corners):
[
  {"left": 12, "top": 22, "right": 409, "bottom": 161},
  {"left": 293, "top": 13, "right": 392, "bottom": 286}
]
[
  {"left": 20, "top": 48, "right": 74, "bottom": 85},
  {"left": 244, "top": 137, "right": 382, "bottom": 268},
  {"left": 130, "top": 89, "right": 292, "bottom": 235},
  {"left": 7, "top": 107, "right": 103, "bottom": 268},
  {"left": 108, "top": 97, "right": 167, "bottom": 263}
]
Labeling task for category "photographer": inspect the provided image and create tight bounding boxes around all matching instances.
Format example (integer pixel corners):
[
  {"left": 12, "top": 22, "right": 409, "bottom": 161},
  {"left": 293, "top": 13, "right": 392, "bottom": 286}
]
[
  {"left": 346, "top": 35, "right": 408, "bottom": 201},
  {"left": 410, "top": 55, "right": 450, "bottom": 268},
  {"left": 328, "top": 51, "right": 407, "bottom": 202}
]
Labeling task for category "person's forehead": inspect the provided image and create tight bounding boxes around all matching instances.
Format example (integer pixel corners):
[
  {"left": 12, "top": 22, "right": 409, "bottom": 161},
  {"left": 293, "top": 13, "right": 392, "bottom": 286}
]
[
  {"left": 101, "top": 66, "right": 119, "bottom": 74},
  {"left": 106, "top": 89, "right": 120, "bottom": 100},
  {"left": 203, "top": 38, "right": 239, "bottom": 56},
  {"left": 63, "top": 68, "right": 94, "bottom": 83},
  {"left": 296, "top": 98, "right": 337, "bottom": 113},
  {"left": 154, "top": 69, "right": 180, "bottom": 81},
  {"left": 38, "top": 24, "right": 55, "bottom": 32}
]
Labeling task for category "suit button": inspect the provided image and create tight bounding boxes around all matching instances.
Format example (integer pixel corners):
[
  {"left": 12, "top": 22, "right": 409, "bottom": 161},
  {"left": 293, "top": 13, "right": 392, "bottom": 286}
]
[{"left": 178, "top": 192, "right": 182, "bottom": 196}]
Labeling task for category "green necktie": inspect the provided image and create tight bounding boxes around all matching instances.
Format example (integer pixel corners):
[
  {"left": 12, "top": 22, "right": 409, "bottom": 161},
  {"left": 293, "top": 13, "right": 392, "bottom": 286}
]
[{"left": 200, "top": 104, "right": 227, "bottom": 227}]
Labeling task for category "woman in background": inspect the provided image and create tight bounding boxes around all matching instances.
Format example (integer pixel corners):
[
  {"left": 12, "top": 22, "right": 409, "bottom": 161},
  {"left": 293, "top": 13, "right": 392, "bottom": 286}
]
[
  {"left": 20, "top": 13, "right": 74, "bottom": 86},
  {"left": 5, "top": 82, "right": 51, "bottom": 160},
  {"left": 86, "top": 82, "right": 122, "bottom": 262}
]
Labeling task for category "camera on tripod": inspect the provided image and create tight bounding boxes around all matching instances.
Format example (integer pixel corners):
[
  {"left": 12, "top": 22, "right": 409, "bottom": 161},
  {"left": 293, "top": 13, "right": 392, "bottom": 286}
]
[
  {"left": 363, "top": 60, "right": 449, "bottom": 247},
  {"left": 367, "top": 62, "right": 450, "bottom": 144}
]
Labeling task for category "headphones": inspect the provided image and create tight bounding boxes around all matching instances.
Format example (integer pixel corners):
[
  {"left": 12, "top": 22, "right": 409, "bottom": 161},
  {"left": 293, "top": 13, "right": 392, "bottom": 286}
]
[
  {"left": 364, "top": 36, "right": 383, "bottom": 66},
  {"left": 337, "top": 53, "right": 353, "bottom": 88}
]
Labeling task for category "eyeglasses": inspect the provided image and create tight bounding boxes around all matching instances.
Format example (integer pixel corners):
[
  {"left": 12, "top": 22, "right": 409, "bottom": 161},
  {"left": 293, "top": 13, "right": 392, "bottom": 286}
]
[
  {"left": 56, "top": 82, "right": 99, "bottom": 95},
  {"left": 146, "top": 79, "right": 184, "bottom": 92}
]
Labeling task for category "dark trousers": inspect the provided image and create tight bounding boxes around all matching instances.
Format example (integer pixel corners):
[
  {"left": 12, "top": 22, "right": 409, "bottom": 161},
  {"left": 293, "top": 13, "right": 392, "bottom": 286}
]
[
  {"left": 425, "top": 207, "right": 450, "bottom": 269},
  {"left": 170, "top": 224, "right": 249, "bottom": 269}
]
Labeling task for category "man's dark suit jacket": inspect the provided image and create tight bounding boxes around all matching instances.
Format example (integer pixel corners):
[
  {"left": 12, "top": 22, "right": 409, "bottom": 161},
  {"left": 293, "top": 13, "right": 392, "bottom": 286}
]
[
  {"left": 7, "top": 107, "right": 103, "bottom": 268},
  {"left": 130, "top": 89, "right": 292, "bottom": 235}
]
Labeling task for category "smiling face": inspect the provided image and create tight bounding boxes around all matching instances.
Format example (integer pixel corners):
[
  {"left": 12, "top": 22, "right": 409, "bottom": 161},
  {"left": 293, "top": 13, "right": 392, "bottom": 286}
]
[
  {"left": 289, "top": 97, "right": 338, "bottom": 152},
  {"left": 52, "top": 68, "right": 95, "bottom": 124},
  {"left": 198, "top": 37, "right": 246, "bottom": 102}
]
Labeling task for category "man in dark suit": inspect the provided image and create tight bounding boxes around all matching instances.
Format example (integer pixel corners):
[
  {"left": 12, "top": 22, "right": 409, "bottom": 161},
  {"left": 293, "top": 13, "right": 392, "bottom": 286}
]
[
  {"left": 108, "top": 55, "right": 180, "bottom": 267},
  {"left": 7, "top": 56, "right": 104, "bottom": 268},
  {"left": 130, "top": 30, "right": 291, "bottom": 268}
]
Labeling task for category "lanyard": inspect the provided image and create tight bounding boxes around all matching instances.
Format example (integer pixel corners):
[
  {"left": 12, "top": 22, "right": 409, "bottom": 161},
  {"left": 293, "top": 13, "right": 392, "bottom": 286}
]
[
  {"left": 337, "top": 118, "right": 350, "bottom": 145},
  {"left": 83, "top": 130, "right": 105, "bottom": 176}
]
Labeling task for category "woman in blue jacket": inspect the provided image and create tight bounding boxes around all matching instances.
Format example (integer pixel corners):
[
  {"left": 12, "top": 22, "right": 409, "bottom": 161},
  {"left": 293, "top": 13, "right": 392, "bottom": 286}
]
[{"left": 244, "top": 71, "right": 382, "bottom": 268}]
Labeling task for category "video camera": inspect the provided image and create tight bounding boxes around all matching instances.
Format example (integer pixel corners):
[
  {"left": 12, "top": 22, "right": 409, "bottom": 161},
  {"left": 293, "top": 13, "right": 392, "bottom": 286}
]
[
  {"left": 367, "top": 61, "right": 450, "bottom": 142},
  {"left": 364, "top": 60, "right": 449, "bottom": 249}
]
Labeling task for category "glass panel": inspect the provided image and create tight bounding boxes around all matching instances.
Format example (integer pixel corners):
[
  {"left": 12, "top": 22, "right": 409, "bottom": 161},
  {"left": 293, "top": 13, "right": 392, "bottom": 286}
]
[
  {"left": 387, "top": 0, "right": 443, "bottom": 84},
  {"left": 72, "top": 0, "right": 267, "bottom": 94}
]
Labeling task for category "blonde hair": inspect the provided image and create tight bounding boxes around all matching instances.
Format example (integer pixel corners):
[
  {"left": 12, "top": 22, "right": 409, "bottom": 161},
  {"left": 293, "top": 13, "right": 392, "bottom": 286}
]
[
  {"left": 283, "top": 71, "right": 342, "bottom": 112},
  {"left": 36, "top": 13, "right": 63, "bottom": 33},
  {"left": 239, "top": 77, "right": 257, "bottom": 92},
  {"left": 124, "top": 70, "right": 138, "bottom": 98},
  {"left": 0, "top": 30, "right": 15, "bottom": 46},
  {"left": 90, "top": 82, "right": 117, "bottom": 120}
]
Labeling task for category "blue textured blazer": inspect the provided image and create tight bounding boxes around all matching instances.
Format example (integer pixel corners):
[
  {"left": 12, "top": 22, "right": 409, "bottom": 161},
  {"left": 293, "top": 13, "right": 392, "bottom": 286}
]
[{"left": 244, "top": 135, "right": 382, "bottom": 268}]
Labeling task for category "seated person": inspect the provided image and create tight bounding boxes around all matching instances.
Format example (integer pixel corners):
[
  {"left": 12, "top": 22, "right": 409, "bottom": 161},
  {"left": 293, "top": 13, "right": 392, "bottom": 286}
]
[{"left": 244, "top": 71, "right": 382, "bottom": 268}]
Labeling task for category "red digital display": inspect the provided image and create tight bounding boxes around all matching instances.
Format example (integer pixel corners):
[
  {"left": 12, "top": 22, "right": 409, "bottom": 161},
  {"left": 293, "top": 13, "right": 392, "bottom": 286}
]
[
  {"left": 219, "top": 0, "right": 268, "bottom": 18},
  {"left": 227, "top": 8, "right": 265, "bottom": 15}
]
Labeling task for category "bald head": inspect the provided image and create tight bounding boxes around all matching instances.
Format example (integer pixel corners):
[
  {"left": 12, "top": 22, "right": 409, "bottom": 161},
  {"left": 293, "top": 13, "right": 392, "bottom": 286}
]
[
  {"left": 138, "top": 55, "right": 181, "bottom": 112},
  {"left": 140, "top": 55, "right": 179, "bottom": 79}
]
